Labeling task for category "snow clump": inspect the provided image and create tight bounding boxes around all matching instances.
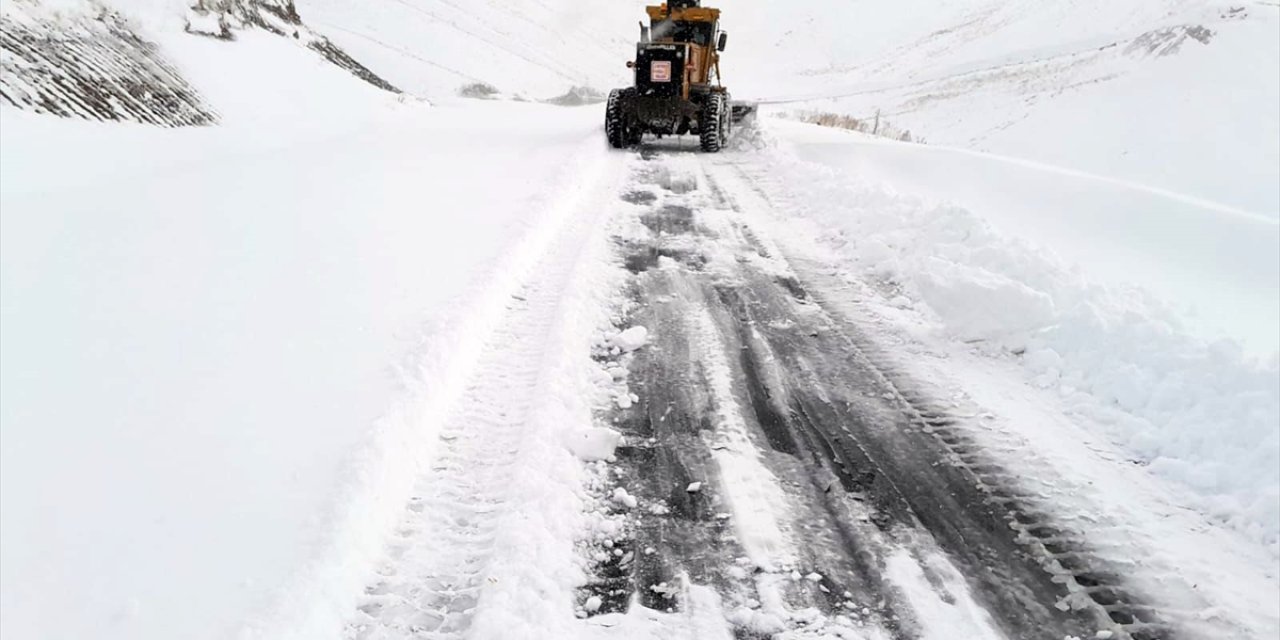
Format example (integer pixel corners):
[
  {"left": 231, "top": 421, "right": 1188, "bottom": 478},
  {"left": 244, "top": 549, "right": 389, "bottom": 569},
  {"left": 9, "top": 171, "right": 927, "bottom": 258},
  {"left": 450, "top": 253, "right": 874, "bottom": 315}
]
[
  {"left": 727, "top": 607, "right": 788, "bottom": 635},
  {"left": 610, "top": 326, "right": 650, "bottom": 352},
  {"left": 565, "top": 426, "right": 622, "bottom": 462},
  {"left": 611, "top": 487, "right": 638, "bottom": 509}
]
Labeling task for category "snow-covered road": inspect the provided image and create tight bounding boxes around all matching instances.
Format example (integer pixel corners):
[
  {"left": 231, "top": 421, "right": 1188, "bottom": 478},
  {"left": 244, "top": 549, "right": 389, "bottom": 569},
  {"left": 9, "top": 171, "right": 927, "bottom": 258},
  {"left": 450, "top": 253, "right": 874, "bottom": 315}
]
[
  {"left": 583, "top": 150, "right": 1072, "bottom": 640},
  {"left": 338, "top": 130, "right": 1278, "bottom": 640},
  {"left": 2, "top": 90, "right": 1275, "bottom": 640},
  {"left": 3, "top": 1, "right": 1277, "bottom": 638}
]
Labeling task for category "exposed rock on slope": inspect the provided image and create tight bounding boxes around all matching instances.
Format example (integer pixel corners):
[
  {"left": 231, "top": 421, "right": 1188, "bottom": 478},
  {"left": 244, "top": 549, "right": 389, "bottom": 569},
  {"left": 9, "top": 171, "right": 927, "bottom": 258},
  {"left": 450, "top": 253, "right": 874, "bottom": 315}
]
[
  {"left": 0, "top": 0, "right": 396, "bottom": 127},
  {"left": 0, "top": 5, "right": 216, "bottom": 126},
  {"left": 185, "top": 0, "right": 397, "bottom": 93}
]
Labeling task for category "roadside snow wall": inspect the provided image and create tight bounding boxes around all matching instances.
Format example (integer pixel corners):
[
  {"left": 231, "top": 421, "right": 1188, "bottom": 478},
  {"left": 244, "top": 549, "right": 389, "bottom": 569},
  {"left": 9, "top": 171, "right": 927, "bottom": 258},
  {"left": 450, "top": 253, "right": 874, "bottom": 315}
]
[{"left": 759, "top": 123, "right": 1280, "bottom": 550}]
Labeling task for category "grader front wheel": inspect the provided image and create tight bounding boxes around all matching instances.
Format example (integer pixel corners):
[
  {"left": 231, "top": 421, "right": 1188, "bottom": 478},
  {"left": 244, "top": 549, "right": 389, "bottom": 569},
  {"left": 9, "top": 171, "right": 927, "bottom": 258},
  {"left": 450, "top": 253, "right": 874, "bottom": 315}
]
[
  {"left": 605, "top": 89, "right": 641, "bottom": 149},
  {"left": 700, "top": 93, "right": 729, "bottom": 153}
]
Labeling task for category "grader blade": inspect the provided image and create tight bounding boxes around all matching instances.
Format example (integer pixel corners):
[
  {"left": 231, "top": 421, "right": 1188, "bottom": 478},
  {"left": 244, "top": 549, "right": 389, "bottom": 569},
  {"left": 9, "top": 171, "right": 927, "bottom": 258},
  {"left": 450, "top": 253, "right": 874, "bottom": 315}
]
[{"left": 730, "top": 101, "right": 757, "bottom": 124}]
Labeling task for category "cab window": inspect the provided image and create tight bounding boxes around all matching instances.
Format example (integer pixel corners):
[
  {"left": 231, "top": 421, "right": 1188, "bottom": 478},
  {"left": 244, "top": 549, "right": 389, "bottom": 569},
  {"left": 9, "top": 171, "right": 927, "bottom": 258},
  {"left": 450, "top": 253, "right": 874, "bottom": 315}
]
[{"left": 652, "top": 20, "right": 715, "bottom": 46}]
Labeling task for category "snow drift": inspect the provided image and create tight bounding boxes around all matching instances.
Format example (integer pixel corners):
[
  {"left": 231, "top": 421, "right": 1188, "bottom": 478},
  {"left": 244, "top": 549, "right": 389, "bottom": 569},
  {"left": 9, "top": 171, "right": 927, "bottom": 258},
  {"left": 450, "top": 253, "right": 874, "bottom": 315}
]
[{"left": 752, "top": 122, "right": 1280, "bottom": 551}]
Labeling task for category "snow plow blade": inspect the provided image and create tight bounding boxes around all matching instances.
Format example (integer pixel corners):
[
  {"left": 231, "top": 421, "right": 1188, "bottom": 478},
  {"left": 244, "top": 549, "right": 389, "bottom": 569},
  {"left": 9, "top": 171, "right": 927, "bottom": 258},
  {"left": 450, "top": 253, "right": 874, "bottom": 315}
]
[{"left": 730, "top": 101, "right": 757, "bottom": 124}]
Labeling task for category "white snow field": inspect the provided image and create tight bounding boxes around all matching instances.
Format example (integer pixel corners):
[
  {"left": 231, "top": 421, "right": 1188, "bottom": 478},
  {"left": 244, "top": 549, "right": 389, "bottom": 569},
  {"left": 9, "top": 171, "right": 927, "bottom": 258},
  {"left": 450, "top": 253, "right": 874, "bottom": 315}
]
[
  {"left": 0, "top": 23, "right": 630, "bottom": 640},
  {"left": 1, "top": 0, "right": 1278, "bottom": 639},
  {"left": 729, "top": 0, "right": 1280, "bottom": 217},
  {"left": 295, "top": 0, "right": 641, "bottom": 100}
]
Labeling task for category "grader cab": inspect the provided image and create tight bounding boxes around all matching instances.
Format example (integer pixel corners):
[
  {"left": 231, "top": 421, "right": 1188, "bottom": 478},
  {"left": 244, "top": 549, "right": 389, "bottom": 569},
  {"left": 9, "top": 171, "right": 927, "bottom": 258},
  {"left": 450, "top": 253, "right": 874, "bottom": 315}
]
[{"left": 605, "top": 0, "right": 752, "bottom": 152}]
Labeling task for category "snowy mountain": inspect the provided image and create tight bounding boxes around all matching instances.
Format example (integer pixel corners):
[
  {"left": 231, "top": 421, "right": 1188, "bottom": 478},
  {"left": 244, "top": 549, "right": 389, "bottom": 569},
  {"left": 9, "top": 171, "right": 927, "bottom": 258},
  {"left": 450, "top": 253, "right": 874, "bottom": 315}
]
[
  {"left": 727, "top": 0, "right": 1279, "bottom": 216},
  {"left": 2, "top": 2, "right": 1277, "bottom": 640}
]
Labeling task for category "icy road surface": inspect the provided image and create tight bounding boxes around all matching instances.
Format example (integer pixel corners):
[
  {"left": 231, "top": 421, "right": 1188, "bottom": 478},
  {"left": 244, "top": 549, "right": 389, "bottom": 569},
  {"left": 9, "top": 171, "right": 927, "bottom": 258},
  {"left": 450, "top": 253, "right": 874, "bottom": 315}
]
[{"left": 345, "top": 136, "right": 1278, "bottom": 640}]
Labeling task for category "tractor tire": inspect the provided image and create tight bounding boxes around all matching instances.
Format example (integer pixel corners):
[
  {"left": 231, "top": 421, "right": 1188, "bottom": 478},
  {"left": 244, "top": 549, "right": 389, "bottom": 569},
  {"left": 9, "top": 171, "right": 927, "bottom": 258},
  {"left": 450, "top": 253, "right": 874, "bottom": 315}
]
[
  {"left": 606, "top": 88, "right": 638, "bottom": 149},
  {"left": 700, "top": 93, "right": 729, "bottom": 153}
]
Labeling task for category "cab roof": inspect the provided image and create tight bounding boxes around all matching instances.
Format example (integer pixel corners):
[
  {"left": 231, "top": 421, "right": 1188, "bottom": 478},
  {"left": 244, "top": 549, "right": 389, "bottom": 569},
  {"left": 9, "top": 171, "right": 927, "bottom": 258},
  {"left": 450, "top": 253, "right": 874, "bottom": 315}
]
[{"left": 646, "top": 4, "right": 721, "bottom": 23}]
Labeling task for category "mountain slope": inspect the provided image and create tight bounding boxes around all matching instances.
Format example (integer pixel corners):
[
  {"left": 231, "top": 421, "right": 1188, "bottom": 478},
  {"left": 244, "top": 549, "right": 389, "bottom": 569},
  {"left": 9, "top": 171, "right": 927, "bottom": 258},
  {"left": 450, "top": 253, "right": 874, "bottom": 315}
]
[{"left": 728, "top": 0, "right": 1279, "bottom": 214}]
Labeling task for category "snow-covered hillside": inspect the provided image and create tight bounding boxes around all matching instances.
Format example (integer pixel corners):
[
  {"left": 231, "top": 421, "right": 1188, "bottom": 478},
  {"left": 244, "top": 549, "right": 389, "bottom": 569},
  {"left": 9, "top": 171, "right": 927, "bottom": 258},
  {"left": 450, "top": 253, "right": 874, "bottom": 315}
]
[
  {"left": 730, "top": 0, "right": 1280, "bottom": 216},
  {"left": 0, "top": 65, "right": 605, "bottom": 640},
  {"left": 2, "top": 1, "right": 1277, "bottom": 640},
  {"left": 295, "top": 0, "right": 642, "bottom": 100}
]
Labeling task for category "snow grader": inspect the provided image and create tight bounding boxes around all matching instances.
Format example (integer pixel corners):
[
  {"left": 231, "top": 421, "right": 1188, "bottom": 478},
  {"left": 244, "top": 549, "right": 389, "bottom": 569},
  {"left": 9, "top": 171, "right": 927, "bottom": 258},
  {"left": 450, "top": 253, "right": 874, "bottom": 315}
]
[{"left": 605, "top": 0, "right": 754, "bottom": 152}]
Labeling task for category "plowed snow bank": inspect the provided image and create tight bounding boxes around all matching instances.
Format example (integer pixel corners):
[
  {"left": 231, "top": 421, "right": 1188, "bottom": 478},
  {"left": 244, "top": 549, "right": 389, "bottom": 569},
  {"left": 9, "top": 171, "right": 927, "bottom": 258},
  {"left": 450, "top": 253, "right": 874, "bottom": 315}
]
[{"left": 761, "top": 120, "right": 1280, "bottom": 551}]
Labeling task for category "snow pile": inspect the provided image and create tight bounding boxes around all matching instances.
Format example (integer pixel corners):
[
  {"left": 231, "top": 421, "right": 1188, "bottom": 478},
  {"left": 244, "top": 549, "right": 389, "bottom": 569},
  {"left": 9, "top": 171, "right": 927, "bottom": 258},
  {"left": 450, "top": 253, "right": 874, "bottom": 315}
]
[
  {"left": 611, "top": 487, "right": 640, "bottom": 510},
  {"left": 915, "top": 257, "right": 1057, "bottom": 344},
  {"left": 546, "top": 86, "right": 607, "bottom": 107},
  {"left": 776, "top": 123, "right": 1280, "bottom": 354},
  {"left": 724, "top": 607, "right": 788, "bottom": 635},
  {"left": 609, "top": 326, "right": 651, "bottom": 353},
  {"left": 566, "top": 427, "right": 623, "bottom": 463},
  {"left": 655, "top": 156, "right": 701, "bottom": 194},
  {"left": 749, "top": 124, "right": 1280, "bottom": 550}
]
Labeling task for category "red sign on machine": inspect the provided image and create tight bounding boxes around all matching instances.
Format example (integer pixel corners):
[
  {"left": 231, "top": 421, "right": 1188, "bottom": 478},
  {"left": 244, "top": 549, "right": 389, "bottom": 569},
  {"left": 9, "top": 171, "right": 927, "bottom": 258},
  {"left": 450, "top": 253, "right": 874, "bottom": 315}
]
[{"left": 651, "top": 61, "right": 672, "bottom": 83}]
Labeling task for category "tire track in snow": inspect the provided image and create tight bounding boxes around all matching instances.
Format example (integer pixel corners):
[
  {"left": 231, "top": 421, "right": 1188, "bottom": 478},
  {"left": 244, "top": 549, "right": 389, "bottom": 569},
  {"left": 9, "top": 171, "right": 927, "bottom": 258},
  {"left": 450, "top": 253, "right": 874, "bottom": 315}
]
[
  {"left": 700, "top": 152, "right": 1199, "bottom": 640},
  {"left": 583, "top": 146, "right": 1127, "bottom": 639},
  {"left": 347, "top": 273, "right": 564, "bottom": 639},
  {"left": 345, "top": 151, "right": 623, "bottom": 640},
  {"left": 584, "top": 154, "right": 936, "bottom": 640}
]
